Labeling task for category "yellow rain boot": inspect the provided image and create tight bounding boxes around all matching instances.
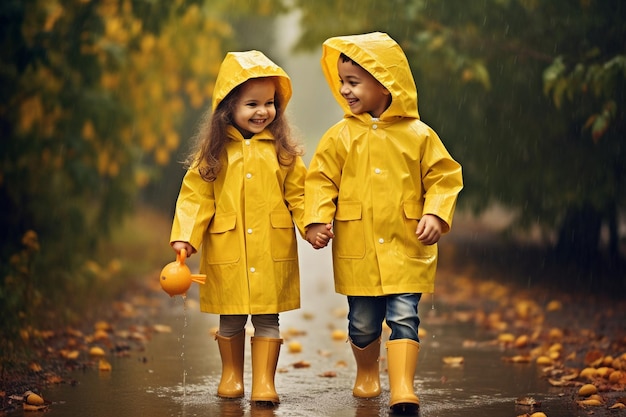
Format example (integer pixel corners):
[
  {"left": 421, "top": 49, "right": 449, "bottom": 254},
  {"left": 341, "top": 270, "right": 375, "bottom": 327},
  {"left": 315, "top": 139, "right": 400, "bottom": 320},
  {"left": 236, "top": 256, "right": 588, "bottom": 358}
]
[
  {"left": 250, "top": 337, "right": 283, "bottom": 405},
  {"left": 351, "top": 338, "right": 381, "bottom": 398},
  {"left": 215, "top": 331, "right": 245, "bottom": 398},
  {"left": 386, "top": 339, "right": 420, "bottom": 414}
]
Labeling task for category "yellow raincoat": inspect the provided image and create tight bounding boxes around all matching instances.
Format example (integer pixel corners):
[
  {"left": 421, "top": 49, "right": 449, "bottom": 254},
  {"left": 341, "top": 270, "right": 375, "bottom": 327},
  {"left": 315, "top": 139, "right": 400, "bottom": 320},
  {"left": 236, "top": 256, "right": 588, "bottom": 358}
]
[
  {"left": 305, "top": 32, "right": 463, "bottom": 296},
  {"left": 170, "top": 51, "right": 306, "bottom": 314}
]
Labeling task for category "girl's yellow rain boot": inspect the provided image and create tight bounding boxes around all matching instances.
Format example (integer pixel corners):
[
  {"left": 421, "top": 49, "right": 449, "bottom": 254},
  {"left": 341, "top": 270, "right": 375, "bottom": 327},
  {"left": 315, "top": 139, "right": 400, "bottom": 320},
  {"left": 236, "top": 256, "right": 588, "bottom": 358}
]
[
  {"left": 386, "top": 339, "right": 420, "bottom": 414},
  {"left": 215, "top": 331, "right": 245, "bottom": 398},
  {"left": 250, "top": 337, "right": 283, "bottom": 405},
  {"left": 351, "top": 338, "right": 381, "bottom": 397}
]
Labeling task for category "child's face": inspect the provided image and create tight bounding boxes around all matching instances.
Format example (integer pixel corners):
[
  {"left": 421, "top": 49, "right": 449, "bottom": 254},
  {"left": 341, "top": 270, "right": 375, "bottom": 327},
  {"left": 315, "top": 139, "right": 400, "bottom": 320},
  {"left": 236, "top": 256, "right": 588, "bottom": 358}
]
[
  {"left": 233, "top": 78, "right": 277, "bottom": 138},
  {"left": 337, "top": 58, "right": 390, "bottom": 118}
]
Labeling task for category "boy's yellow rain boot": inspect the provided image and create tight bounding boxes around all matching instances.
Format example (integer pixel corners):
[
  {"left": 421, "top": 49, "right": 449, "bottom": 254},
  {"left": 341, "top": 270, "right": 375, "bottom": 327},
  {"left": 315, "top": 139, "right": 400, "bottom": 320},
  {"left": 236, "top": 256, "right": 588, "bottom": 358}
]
[
  {"left": 386, "top": 339, "right": 420, "bottom": 414},
  {"left": 215, "top": 331, "right": 245, "bottom": 398},
  {"left": 250, "top": 337, "right": 283, "bottom": 405},
  {"left": 351, "top": 338, "right": 381, "bottom": 397}
]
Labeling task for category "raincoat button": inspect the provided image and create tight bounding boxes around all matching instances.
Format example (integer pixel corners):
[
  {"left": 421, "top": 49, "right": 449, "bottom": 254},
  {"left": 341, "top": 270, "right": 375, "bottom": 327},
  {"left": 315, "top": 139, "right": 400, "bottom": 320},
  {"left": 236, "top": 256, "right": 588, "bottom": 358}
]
[
  {"left": 378, "top": 238, "right": 384, "bottom": 244},
  {"left": 372, "top": 124, "right": 378, "bottom": 129},
  {"left": 246, "top": 173, "right": 252, "bottom": 179},
  {"left": 374, "top": 168, "right": 381, "bottom": 174},
  {"left": 245, "top": 140, "right": 251, "bottom": 145},
  {"left": 250, "top": 267, "right": 256, "bottom": 273},
  {"left": 247, "top": 228, "right": 253, "bottom": 234}
]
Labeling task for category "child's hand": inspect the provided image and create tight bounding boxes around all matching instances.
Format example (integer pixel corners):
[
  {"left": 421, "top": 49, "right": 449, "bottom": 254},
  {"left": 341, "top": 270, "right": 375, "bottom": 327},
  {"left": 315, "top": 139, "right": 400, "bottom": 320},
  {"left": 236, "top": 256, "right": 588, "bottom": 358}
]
[
  {"left": 171, "top": 241, "right": 196, "bottom": 257},
  {"left": 306, "top": 223, "right": 334, "bottom": 249},
  {"left": 416, "top": 214, "right": 445, "bottom": 245}
]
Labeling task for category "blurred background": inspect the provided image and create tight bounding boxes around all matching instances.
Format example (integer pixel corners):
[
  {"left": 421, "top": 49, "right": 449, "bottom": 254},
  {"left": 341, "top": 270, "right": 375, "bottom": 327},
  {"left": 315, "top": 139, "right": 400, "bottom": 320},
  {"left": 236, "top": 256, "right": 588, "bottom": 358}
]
[{"left": 1, "top": 0, "right": 624, "bottom": 363}]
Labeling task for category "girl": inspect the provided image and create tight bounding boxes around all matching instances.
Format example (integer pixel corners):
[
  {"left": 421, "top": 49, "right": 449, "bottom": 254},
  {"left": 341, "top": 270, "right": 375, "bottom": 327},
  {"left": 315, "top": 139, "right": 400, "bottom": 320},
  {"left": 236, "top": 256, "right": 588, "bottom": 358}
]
[{"left": 169, "top": 50, "right": 306, "bottom": 405}]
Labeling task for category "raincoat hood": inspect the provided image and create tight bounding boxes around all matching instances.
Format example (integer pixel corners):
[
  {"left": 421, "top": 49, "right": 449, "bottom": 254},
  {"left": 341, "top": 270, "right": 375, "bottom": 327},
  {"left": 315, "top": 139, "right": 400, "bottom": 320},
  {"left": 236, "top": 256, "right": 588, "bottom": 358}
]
[
  {"left": 212, "top": 50, "right": 292, "bottom": 112},
  {"left": 321, "top": 32, "right": 419, "bottom": 121}
]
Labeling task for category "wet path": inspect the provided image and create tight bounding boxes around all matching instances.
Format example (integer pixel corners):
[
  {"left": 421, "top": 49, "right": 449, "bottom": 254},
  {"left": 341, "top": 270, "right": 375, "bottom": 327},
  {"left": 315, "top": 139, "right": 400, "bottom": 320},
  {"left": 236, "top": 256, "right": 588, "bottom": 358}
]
[{"left": 20, "top": 240, "right": 618, "bottom": 416}]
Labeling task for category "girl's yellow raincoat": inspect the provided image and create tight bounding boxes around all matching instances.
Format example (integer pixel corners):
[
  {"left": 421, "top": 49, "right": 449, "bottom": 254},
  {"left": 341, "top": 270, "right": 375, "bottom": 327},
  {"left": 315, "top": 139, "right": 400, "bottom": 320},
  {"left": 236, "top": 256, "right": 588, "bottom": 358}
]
[
  {"left": 170, "top": 51, "right": 306, "bottom": 314},
  {"left": 305, "top": 32, "right": 463, "bottom": 296}
]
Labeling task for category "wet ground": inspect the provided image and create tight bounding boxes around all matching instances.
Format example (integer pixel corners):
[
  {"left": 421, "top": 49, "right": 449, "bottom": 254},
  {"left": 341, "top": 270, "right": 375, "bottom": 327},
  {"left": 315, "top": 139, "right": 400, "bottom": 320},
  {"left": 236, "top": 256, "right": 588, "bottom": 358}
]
[{"left": 7, "top": 214, "right": 626, "bottom": 417}]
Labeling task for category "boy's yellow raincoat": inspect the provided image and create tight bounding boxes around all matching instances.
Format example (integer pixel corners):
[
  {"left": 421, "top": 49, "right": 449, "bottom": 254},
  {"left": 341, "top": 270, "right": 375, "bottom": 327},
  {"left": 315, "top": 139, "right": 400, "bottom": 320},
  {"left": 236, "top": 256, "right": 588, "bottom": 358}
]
[
  {"left": 305, "top": 32, "right": 463, "bottom": 296},
  {"left": 170, "top": 51, "right": 306, "bottom": 314}
]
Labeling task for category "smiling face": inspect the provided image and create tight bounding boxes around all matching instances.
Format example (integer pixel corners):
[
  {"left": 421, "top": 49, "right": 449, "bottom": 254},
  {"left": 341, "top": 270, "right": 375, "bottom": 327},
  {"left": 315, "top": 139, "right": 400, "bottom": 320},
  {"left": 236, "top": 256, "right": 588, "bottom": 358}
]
[
  {"left": 337, "top": 57, "right": 391, "bottom": 118},
  {"left": 232, "top": 78, "right": 277, "bottom": 138}
]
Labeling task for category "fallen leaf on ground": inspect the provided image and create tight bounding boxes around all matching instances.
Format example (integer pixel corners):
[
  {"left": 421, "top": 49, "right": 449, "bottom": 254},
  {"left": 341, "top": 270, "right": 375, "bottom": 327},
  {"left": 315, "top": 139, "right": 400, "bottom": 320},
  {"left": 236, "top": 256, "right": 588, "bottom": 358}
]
[
  {"left": 442, "top": 356, "right": 464, "bottom": 366},
  {"left": 291, "top": 360, "right": 310, "bottom": 369},
  {"left": 98, "top": 359, "right": 112, "bottom": 371}
]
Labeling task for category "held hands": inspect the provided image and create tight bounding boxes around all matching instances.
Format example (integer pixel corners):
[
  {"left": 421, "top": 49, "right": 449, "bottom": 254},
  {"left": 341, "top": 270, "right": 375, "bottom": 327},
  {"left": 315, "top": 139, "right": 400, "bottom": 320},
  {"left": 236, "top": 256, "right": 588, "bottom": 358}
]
[
  {"left": 416, "top": 214, "right": 445, "bottom": 245},
  {"left": 171, "top": 241, "right": 196, "bottom": 257},
  {"left": 305, "top": 223, "right": 334, "bottom": 249}
]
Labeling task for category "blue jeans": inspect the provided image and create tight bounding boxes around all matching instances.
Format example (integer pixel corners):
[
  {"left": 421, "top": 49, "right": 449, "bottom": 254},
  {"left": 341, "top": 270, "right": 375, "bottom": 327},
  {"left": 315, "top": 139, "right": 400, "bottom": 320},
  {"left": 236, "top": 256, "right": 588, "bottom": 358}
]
[{"left": 347, "top": 293, "right": 422, "bottom": 348}]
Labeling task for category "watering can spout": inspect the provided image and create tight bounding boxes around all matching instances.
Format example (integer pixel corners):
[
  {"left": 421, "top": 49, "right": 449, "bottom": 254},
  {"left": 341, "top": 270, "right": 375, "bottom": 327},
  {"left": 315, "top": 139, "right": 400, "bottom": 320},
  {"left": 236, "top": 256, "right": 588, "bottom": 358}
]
[
  {"left": 191, "top": 274, "right": 206, "bottom": 285},
  {"left": 159, "top": 248, "right": 206, "bottom": 297}
]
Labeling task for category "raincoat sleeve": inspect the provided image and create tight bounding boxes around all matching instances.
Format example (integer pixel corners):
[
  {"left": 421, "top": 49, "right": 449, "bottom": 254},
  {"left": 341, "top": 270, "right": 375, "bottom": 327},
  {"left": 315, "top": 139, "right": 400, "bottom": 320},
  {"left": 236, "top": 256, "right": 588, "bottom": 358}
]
[
  {"left": 169, "top": 167, "right": 216, "bottom": 251},
  {"left": 284, "top": 156, "right": 307, "bottom": 238},
  {"left": 419, "top": 125, "right": 463, "bottom": 233},
  {"left": 304, "top": 127, "right": 344, "bottom": 228}
]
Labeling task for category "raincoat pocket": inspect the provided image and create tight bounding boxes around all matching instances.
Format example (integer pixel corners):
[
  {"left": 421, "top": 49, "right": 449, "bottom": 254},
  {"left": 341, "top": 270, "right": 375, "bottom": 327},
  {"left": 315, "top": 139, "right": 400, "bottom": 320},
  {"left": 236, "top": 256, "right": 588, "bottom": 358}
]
[
  {"left": 334, "top": 201, "right": 365, "bottom": 259},
  {"left": 402, "top": 200, "right": 435, "bottom": 259},
  {"left": 270, "top": 210, "right": 297, "bottom": 261},
  {"left": 206, "top": 212, "right": 240, "bottom": 264}
]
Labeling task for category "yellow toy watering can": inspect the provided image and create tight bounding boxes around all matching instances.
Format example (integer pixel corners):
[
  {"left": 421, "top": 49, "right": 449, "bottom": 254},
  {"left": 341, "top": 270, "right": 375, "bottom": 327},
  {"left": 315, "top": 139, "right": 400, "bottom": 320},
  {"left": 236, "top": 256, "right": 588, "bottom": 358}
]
[{"left": 160, "top": 248, "right": 206, "bottom": 297}]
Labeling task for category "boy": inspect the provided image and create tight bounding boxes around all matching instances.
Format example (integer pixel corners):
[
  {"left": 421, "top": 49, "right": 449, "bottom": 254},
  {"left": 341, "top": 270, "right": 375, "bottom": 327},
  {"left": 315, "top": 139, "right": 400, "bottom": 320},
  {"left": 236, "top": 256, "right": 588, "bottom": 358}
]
[{"left": 305, "top": 32, "right": 463, "bottom": 414}]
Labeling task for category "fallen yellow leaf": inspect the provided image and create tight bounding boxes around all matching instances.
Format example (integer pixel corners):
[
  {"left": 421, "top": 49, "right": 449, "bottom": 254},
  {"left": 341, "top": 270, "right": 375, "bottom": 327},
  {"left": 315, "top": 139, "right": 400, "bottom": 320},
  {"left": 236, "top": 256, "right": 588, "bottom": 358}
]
[
  {"left": 442, "top": 356, "right": 464, "bottom": 366},
  {"left": 546, "top": 299, "right": 562, "bottom": 311},
  {"left": 536, "top": 356, "right": 552, "bottom": 366},
  {"left": 577, "top": 398, "right": 603, "bottom": 406},
  {"left": 331, "top": 329, "right": 347, "bottom": 341},
  {"left": 497, "top": 333, "right": 515, "bottom": 344},
  {"left": 23, "top": 403, "right": 48, "bottom": 412},
  {"left": 26, "top": 393, "right": 44, "bottom": 405},
  {"left": 514, "top": 334, "right": 529, "bottom": 348},
  {"left": 153, "top": 324, "right": 172, "bottom": 333},
  {"left": 578, "top": 383, "right": 597, "bottom": 396},
  {"left": 288, "top": 341, "right": 302, "bottom": 353},
  {"left": 609, "top": 370, "right": 624, "bottom": 383},
  {"left": 579, "top": 367, "right": 597, "bottom": 380},
  {"left": 99, "top": 359, "right": 112, "bottom": 371},
  {"left": 89, "top": 346, "right": 106, "bottom": 357},
  {"left": 28, "top": 362, "right": 42, "bottom": 372}
]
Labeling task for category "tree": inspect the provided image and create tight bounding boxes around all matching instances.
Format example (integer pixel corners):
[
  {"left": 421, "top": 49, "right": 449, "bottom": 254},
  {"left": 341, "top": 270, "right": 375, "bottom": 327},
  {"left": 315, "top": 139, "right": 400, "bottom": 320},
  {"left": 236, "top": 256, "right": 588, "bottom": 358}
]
[
  {"left": 0, "top": 0, "right": 232, "bottom": 353},
  {"left": 1, "top": 0, "right": 294, "bottom": 359},
  {"left": 291, "top": 0, "right": 625, "bottom": 273}
]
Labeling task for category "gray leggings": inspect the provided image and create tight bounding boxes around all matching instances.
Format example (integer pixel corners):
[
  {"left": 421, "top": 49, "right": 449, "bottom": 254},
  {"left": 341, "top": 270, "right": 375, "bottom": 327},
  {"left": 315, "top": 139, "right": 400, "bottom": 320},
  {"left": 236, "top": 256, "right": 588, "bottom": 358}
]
[{"left": 219, "top": 314, "right": 280, "bottom": 338}]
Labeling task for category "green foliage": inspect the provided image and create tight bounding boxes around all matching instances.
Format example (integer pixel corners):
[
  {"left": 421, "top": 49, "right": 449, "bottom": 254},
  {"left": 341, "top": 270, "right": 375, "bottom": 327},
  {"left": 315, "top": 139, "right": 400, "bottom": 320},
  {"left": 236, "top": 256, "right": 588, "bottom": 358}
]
[
  {"left": 0, "top": 0, "right": 217, "bottom": 353},
  {"left": 291, "top": 0, "right": 626, "bottom": 265}
]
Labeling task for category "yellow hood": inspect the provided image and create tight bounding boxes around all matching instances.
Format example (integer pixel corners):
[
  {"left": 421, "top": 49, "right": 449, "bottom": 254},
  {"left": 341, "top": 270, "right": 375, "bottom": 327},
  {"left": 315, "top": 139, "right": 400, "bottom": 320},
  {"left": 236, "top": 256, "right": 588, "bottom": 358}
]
[
  {"left": 321, "top": 32, "right": 419, "bottom": 121},
  {"left": 212, "top": 50, "right": 292, "bottom": 111}
]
